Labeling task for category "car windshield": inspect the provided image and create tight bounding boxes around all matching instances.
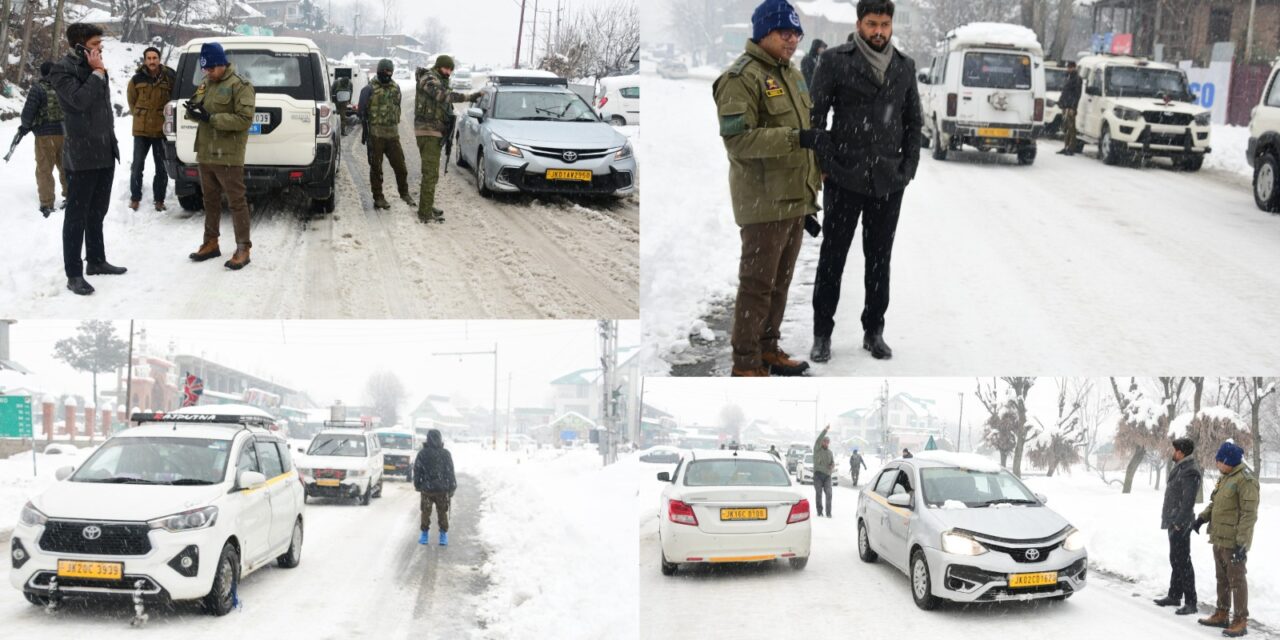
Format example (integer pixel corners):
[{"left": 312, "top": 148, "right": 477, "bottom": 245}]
[
  {"left": 684, "top": 459, "right": 791, "bottom": 487},
  {"left": 962, "top": 52, "right": 1032, "bottom": 90},
  {"left": 1046, "top": 68, "right": 1067, "bottom": 92},
  {"left": 493, "top": 90, "right": 599, "bottom": 122},
  {"left": 307, "top": 435, "right": 367, "bottom": 457},
  {"left": 804, "top": 454, "right": 814, "bottom": 464},
  {"left": 188, "top": 50, "right": 305, "bottom": 91},
  {"left": 375, "top": 433, "right": 414, "bottom": 450},
  {"left": 1106, "top": 66, "right": 1190, "bottom": 100},
  {"left": 71, "top": 437, "right": 232, "bottom": 485},
  {"left": 919, "top": 467, "right": 1040, "bottom": 508}
]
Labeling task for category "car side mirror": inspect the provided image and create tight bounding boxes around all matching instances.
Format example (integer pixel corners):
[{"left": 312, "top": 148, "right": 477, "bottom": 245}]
[
  {"left": 1035, "top": 493, "right": 1048, "bottom": 505},
  {"left": 467, "top": 107, "right": 484, "bottom": 121},
  {"left": 55, "top": 466, "right": 75, "bottom": 481},
  {"left": 657, "top": 472, "right": 671, "bottom": 482},
  {"left": 238, "top": 470, "right": 267, "bottom": 490},
  {"left": 887, "top": 493, "right": 912, "bottom": 508},
  {"left": 917, "top": 72, "right": 929, "bottom": 84}
]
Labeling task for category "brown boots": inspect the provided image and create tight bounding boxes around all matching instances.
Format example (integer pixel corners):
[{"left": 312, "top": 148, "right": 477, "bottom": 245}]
[
  {"left": 189, "top": 240, "right": 249, "bottom": 269},
  {"left": 225, "top": 245, "right": 251, "bottom": 270},
  {"left": 762, "top": 350, "right": 811, "bottom": 377},
  {"left": 189, "top": 239, "right": 221, "bottom": 262},
  {"left": 1223, "top": 617, "right": 1248, "bottom": 637},
  {"left": 1200, "top": 609, "right": 1248, "bottom": 636}
]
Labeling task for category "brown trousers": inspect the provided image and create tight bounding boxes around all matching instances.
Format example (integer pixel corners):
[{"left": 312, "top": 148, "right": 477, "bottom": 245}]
[
  {"left": 1213, "top": 545, "right": 1248, "bottom": 618},
  {"left": 420, "top": 491, "right": 450, "bottom": 532},
  {"left": 35, "top": 134, "right": 68, "bottom": 208},
  {"left": 369, "top": 135, "right": 409, "bottom": 199},
  {"left": 731, "top": 216, "right": 805, "bottom": 370},
  {"left": 1061, "top": 108, "right": 1078, "bottom": 150},
  {"left": 199, "top": 164, "right": 252, "bottom": 248}
]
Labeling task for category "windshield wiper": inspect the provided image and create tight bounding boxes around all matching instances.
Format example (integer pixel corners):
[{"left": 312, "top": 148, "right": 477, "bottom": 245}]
[
  {"left": 167, "top": 479, "right": 217, "bottom": 485},
  {"left": 981, "top": 498, "right": 1039, "bottom": 506},
  {"left": 88, "top": 477, "right": 160, "bottom": 484},
  {"left": 520, "top": 116, "right": 559, "bottom": 121}
]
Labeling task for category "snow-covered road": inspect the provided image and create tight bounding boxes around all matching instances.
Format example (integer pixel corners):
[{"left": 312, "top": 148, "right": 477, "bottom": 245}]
[{"left": 642, "top": 73, "right": 1280, "bottom": 375}]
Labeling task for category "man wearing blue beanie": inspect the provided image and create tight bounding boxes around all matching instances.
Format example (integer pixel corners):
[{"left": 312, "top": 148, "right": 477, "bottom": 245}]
[
  {"left": 712, "top": 0, "right": 820, "bottom": 377},
  {"left": 1192, "top": 441, "right": 1259, "bottom": 637}
]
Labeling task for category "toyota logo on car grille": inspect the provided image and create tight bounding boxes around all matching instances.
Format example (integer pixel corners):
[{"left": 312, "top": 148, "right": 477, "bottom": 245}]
[
  {"left": 81, "top": 525, "right": 103, "bottom": 541},
  {"left": 562, "top": 151, "right": 579, "bottom": 163},
  {"left": 1024, "top": 548, "right": 1040, "bottom": 561}
]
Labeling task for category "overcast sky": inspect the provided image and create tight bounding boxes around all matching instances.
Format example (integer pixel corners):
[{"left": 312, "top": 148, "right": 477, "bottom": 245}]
[
  {"left": 401, "top": 0, "right": 624, "bottom": 67},
  {"left": 4, "top": 320, "right": 638, "bottom": 413}
]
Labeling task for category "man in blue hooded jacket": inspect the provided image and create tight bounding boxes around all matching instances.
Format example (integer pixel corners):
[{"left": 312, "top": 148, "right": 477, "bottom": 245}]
[{"left": 413, "top": 429, "right": 457, "bottom": 546}]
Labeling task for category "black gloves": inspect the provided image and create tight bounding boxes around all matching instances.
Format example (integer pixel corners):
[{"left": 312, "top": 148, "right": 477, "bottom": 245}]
[
  {"left": 17, "top": 126, "right": 30, "bottom": 136},
  {"left": 1192, "top": 516, "right": 1206, "bottom": 534},
  {"left": 798, "top": 128, "right": 827, "bottom": 150},
  {"left": 184, "top": 102, "right": 211, "bottom": 123},
  {"left": 1232, "top": 546, "right": 1247, "bottom": 564}
]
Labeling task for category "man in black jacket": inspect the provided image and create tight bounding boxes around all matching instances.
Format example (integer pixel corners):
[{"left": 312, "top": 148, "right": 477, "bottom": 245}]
[
  {"left": 49, "top": 23, "right": 125, "bottom": 296},
  {"left": 19, "top": 62, "right": 68, "bottom": 217},
  {"left": 801, "top": 39, "right": 827, "bottom": 89},
  {"left": 801, "top": 0, "right": 922, "bottom": 365},
  {"left": 1056, "top": 61, "right": 1082, "bottom": 156},
  {"left": 413, "top": 429, "right": 457, "bottom": 546},
  {"left": 1155, "top": 437, "right": 1202, "bottom": 615}
]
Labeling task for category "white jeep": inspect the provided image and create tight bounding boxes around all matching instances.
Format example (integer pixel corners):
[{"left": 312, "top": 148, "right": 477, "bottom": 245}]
[
  {"left": 1073, "top": 55, "right": 1212, "bottom": 170},
  {"left": 163, "top": 36, "right": 341, "bottom": 213},
  {"left": 1247, "top": 59, "right": 1280, "bottom": 212}
]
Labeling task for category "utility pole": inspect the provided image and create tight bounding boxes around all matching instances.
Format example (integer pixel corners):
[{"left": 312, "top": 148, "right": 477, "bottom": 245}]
[
  {"left": 1245, "top": 0, "right": 1258, "bottom": 62},
  {"left": 515, "top": 0, "right": 527, "bottom": 68},
  {"left": 505, "top": 372, "right": 512, "bottom": 450},
  {"left": 433, "top": 345, "right": 499, "bottom": 449},
  {"left": 530, "top": 0, "right": 539, "bottom": 67},
  {"left": 957, "top": 392, "right": 965, "bottom": 453},
  {"left": 880, "top": 380, "right": 890, "bottom": 463},
  {"left": 124, "top": 321, "right": 135, "bottom": 425},
  {"left": 598, "top": 320, "right": 619, "bottom": 465}
]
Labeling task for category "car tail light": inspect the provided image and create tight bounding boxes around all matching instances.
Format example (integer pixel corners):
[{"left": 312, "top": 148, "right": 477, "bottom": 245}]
[
  {"left": 947, "top": 93, "right": 958, "bottom": 117},
  {"left": 289, "top": 171, "right": 304, "bottom": 180},
  {"left": 1034, "top": 98, "right": 1044, "bottom": 122},
  {"left": 668, "top": 500, "right": 698, "bottom": 526},
  {"left": 183, "top": 168, "right": 199, "bottom": 178},
  {"left": 317, "top": 104, "right": 332, "bottom": 138},
  {"left": 163, "top": 102, "right": 176, "bottom": 137},
  {"left": 787, "top": 499, "right": 810, "bottom": 524},
  {"left": 598, "top": 96, "right": 609, "bottom": 109}
]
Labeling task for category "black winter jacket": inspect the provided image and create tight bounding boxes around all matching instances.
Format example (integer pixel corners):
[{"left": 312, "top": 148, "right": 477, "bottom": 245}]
[
  {"left": 1059, "top": 71, "right": 1082, "bottom": 111},
  {"left": 48, "top": 50, "right": 119, "bottom": 171},
  {"left": 413, "top": 429, "right": 457, "bottom": 494},
  {"left": 801, "top": 39, "right": 826, "bottom": 89},
  {"left": 19, "top": 83, "right": 65, "bottom": 136},
  {"left": 1162, "top": 456, "right": 1202, "bottom": 531},
  {"left": 809, "top": 41, "right": 923, "bottom": 197}
]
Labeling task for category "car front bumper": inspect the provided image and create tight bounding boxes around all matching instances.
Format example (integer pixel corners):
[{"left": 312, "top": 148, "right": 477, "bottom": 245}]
[
  {"left": 302, "top": 477, "right": 369, "bottom": 498},
  {"left": 1109, "top": 120, "right": 1211, "bottom": 156},
  {"left": 661, "top": 523, "right": 812, "bottom": 565},
  {"left": 924, "top": 545, "right": 1088, "bottom": 603},
  {"left": 382, "top": 455, "right": 413, "bottom": 477},
  {"left": 484, "top": 148, "right": 637, "bottom": 197},
  {"left": 166, "top": 142, "right": 337, "bottom": 199}
]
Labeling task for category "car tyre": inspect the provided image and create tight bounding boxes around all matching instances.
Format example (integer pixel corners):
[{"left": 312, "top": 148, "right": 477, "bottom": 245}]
[
  {"left": 276, "top": 518, "right": 303, "bottom": 568},
  {"left": 610, "top": 115, "right": 626, "bottom": 127},
  {"left": 360, "top": 482, "right": 372, "bottom": 506},
  {"left": 1017, "top": 146, "right": 1036, "bottom": 166},
  {"left": 857, "top": 519, "right": 878, "bottom": 563},
  {"left": 23, "top": 592, "right": 50, "bottom": 606},
  {"left": 374, "top": 478, "right": 384, "bottom": 498},
  {"left": 1100, "top": 126, "right": 1123, "bottom": 166},
  {"left": 789, "top": 557, "right": 808, "bottom": 571},
  {"left": 911, "top": 549, "right": 940, "bottom": 611},
  {"left": 475, "top": 148, "right": 493, "bottom": 199},
  {"left": 202, "top": 543, "right": 239, "bottom": 616},
  {"left": 178, "top": 192, "right": 204, "bottom": 212},
  {"left": 931, "top": 121, "right": 948, "bottom": 161},
  {"left": 660, "top": 544, "right": 678, "bottom": 576},
  {"left": 456, "top": 136, "right": 470, "bottom": 169},
  {"left": 1256, "top": 153, "right": 1280, "bottom": 212}
]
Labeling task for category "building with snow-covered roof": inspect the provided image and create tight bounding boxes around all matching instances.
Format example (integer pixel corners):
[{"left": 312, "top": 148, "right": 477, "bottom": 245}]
[{"left": 549, "top": 344, "right": 643, "bottom": 444}]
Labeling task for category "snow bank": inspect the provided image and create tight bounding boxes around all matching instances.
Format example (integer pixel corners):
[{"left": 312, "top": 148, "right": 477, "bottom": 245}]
[
  {"left": 0, "top": 445, "right": 96, "bottom": 531},
  {"left": 458, "top": 447, "right": 637, "bottom": 640},
  {"left": 1204, "top": 124, "right": 1254, "bottom": 180}
]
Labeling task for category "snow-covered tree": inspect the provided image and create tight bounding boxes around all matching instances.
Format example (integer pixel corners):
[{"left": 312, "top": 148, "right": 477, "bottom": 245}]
[
  {"left": 1028, "top": 378, "right": 1089, "bottom": 476},
  {"left": 1170, "top": 405, "right": 1252, "bottom": 477},
  {"left": 977, "top": 377, "right": 1038, "bottom": 476},
  {"left": 1110, "top": 377, "right": 1176, "bottom": 494},
  {"left": 1225, "top": 377, "right": 1277, "bottom": 473}
]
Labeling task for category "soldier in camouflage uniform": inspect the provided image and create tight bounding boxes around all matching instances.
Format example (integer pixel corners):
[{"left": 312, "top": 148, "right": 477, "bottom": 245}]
[
  {"left": 1194, "top": 442, "right": 1261, "bottom": 638},
  {"left": 332, "top": 68, "right": 354, "bottom": 134},
  {"left": 184, "top": 42, "right": 256, "bottom": 270},
  {"left": 359, "top": 59, "right": 415, "bottom": 210},
  {"left": 712, "top": 0, "right": 820, "bottom": 377},
  {"left": 413, "top": 55, "right": 481, "bottom": 224},
  {"left": 19, "top": 61, "right": 68, "bottom": 217}
]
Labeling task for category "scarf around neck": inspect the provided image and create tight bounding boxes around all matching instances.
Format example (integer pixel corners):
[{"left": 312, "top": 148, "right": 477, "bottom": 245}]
[{"left": 853, "top": 33, "right": 893, "bottom": 85}]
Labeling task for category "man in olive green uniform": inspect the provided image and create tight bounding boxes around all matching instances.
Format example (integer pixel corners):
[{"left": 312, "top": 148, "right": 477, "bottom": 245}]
[
  {"left": 332, "top": 68, "right": 354, "bottom": 134},
  {"left": 359, "top": 59, "right": 415, "bottom": 210},
  {"left": 184, "top": 42, "right": 256, "bottom": 270},
  {"left": 713, "top": 0, "right": 821, "bottom": 377},
  {"left": 413, "top": 55, "right": 481, "bottom": 224},
  {"left": 18, "top": 61, "right": 68, "bottom": 217},
  {"left": 1194, "top": 442, "right": 1260, "bottom": 638},
  {"left": 812, "top": 426, "right": 835, "bottom": 516}
]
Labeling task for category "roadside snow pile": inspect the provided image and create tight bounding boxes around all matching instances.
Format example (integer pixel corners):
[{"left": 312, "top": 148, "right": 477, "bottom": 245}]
[
  {"left": 461, "top": 447, "right": 637, "bottom": 640},
  {"left": 0, "top": 445, "right": 96, "bottom": 531},
  {"left": 1022, "top": 470, "right": 1279, "bottom": 627},
  {"left": 1204, "top": 125, "right": 1254, "bottom": 180}
]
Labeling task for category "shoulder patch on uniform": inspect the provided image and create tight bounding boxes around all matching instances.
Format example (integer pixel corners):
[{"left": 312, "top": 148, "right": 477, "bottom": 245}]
[{"left": 726, "top": 55, "right": 751, "bottom": 77}]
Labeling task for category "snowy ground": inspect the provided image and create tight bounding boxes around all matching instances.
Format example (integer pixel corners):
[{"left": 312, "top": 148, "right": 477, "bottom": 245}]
[
  {"left": 637, "top": 458, "right": 1278, "bottom": 640},
  {"left": 641, "top": 72, "right": 1280, "bottom": 375},
  {"left": 1, "top": 444, "right": 636, "bottom": 639},
  {"left": 0, "top": 39, "right": 639, "bottom": 319}
]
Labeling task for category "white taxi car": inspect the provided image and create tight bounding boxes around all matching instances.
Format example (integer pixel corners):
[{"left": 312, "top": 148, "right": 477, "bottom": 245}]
[
  {"left": 656, "top": 450, "right": 811, "bottom": 575},
  {"left": 297, "top": 426, "right": 384, "bottom": 505},
  {"left": 9, "top": 406, "right": 305, "bottom": 616}
]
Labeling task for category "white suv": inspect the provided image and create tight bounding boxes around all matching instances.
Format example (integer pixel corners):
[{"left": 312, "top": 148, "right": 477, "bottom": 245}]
[
  {"left": 298, "top": 426, "right": 384, "bottom": 504},
  {"left": 1073, "top": 55, "right": 1212, "bottom": 170},
  {"left": 163, "top": 36, "right": 341, "bottom": 213},
  {"left": 1247, "top": 59, "right": 1280, "bottom": 212},
  {"left": 9, "top": 406, "right": 305, "bottom": 617}
]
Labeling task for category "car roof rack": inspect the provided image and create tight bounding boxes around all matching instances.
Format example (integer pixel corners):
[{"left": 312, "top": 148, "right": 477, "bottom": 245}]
[
  {"left": 323, "top": 420, "right": 368, "bottom": 429},
  {"left": 490, "top": 75, "right": 568, "bottom": 87},
  {"left": 130, "top": 411, "right": 276, "bottom": 428}
]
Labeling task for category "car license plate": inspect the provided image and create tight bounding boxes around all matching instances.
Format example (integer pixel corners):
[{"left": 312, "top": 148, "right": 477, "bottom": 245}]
[
  {"left": 57, "top": 560, "right": 123, "bottom": 581},
  {"left": 546, "top": 169, "right": 593, "bottom": 182},
  {"left": 978, "top": 127, "right": 1012, "bottom": 138},
  {"left": 720, "top": 508, "right": 768, "bottom": 521},
  {"left": 316, "top": 479, "right": 341, "bottom": 487},
  {"left": 383, "top": 464, "right": 395, "bottom": 470},
  {"left": 1008, "top": 571, "right": 1058, "bottom": 588}
]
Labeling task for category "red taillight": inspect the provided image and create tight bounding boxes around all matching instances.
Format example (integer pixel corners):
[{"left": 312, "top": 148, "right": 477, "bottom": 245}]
[
  {"left": 787, "top": 499, "right": 810, "bottom": 524},
  {"left": 289, "top": 171, "right": 304, "bottom": 179},
  {"left": 1034, "top": 98, "right": 1044, "bottom": 122},
  {"left": 947, "top": 93, "right": 958, "bottom": 117},
  {"left": 183, "top": 168, "right": 199, "bottom": 178},
  {"left": 668, "top": 499, "right": 698, "bottom": 526},
  {"left": 598, "top": 96, "right": 609, "bottom": 109}
]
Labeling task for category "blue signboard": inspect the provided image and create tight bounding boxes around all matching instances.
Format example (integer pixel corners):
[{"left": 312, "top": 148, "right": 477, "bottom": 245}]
[{"left": 560, "top": 430, "right": 578, "bottom": 441}]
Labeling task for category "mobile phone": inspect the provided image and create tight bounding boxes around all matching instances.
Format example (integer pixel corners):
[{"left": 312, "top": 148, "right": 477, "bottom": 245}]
[{"left": 74, "top": 43, "right": 88, "bottom": 56}]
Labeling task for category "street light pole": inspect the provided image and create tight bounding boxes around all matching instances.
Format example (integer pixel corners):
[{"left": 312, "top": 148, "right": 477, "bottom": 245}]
[
  {"left": 957, "top": 392, "right": 964, "bottom": 453},
  {"left": 515, "top": 0, "right": 527, "bottom": 68},
  {"left": 432, "top": 346, "right": 499, "bottom": 449}
]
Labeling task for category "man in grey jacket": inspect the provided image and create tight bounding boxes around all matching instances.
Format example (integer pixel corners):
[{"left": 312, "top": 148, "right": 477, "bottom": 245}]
[
  {"left": 813, "top": 425, "right": 835, "bottom": 517},
  {"left": 1154, "top": 437, "right": 1202, "bottom": 615}
]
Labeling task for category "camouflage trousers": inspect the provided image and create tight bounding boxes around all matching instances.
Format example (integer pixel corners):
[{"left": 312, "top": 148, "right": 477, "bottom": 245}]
[
  {"left": 416, "top": 134, "right": 442, "bottom": 221},
  {"left": 420, "top": 491, "right": 450, "bottom": 532},
  {"left": 368, "top": 135, "right": 409, "bottom": 200}
]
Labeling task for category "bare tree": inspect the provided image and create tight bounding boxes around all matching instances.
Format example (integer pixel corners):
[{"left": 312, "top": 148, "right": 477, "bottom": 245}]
[
  {"left": 1110, "top": 378, "right": 1180, "bottom": 493},
  {"left": 977, "top": 378, "right": 1038, "bottom": 474},
  {"left": 14, "top": 0, "right": 36, "bottom": 88},
  {"left": 51, "top": 0, "right": 67, "bottom": 59},
  {"left": 378, "top": 0, "right": 399, "bottom": 36},
  {"left": 1226, "top": 377, "right": 1278, "bottom": 472},
  {"left": 1029, "top": 378, "right": 1089, "bottom": 476},
  {"left": 414, "top": 15, "right": 449, "bottom": 54},
  {"left": 365, "top": 370, "right": 406, "bottom": 427},
  {"left": 0, "top": 0, "right": 14, "bottom": 90},
  {"left": 665, "top": 0, "right": 722, "bottom": 67},
  {"left": 548, "top": 0, "right": 637, "bottom": 80}
]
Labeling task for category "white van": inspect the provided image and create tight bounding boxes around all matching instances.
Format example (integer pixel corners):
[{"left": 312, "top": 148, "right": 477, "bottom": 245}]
[
  {"left": 597, "top": 74, "right": 640, "bottom": 126},
  {"left": 1043, "top": 61, "right": 1070, "bottom": 137},
  {"left": 164, "top": 36, "right": 342, "bottom": 213},
  {"left": 919, "top": 23, "right": 1046, "bottom": 165},
  {"left": 1247, "top": 59, "right": 1280, "bottom": 211}
]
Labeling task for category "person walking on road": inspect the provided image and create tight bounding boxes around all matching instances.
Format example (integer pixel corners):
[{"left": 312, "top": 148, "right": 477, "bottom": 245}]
[
  {"left": 813, "top": 426, "right": 835, "bottom": 517},
  {"left": 126, "top": 47, "right": 176, "bottom": 212},
  {"left": 768, "top": 444, "right": 781, "bottom": 461},
  {"left": 359, "top": 59, "right": 416, "bottom": 210},
  {"left": 413, "top": 55, "right": 481, "bottom": 224},
  {"left": 1155, "top": 437, "right": 1202, "bottom": 615},
  {"left": 804, "top": 0, "right": 923, "bottom": 366},
  {"left": 184, "top": 42, "right": 256, "bottom": 270},
  {"left": 1056, "top": 61, "right": 1082, "bottom": 156},
  {"left": 49, "top": 22, "right": 126, "bottom": 296},
  {"left": 902, "top": 448, "right": 913, "bottom": 459},
  {"left": 849, "top": 447, "right": 867, "bottom": 485},
  {"left": 1194, "top": 442, "right": 1259, "bottom": 638},
  {"left": 713, "top": 0, "right": 820, "bottom": 377},
  {"left": 801, "top": 39, "right": 827, "bottom": 88},
  {"left": 413, "top": 429, "right": 457, "bottom": 546},
  {"left": 19, "top": 61, "right": 68, "bottom": 217}
]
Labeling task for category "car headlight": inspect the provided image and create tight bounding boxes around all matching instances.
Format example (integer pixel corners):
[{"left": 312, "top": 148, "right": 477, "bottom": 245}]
[
  {"left": 1113, "top": 106, "right": 1142, "bottom": 121},
  {"left": 148, "top": 506, "right": 219, "bottom": 532},
  {"left": 19, "top": 502, "right": 47, "bottom": 527},
  {"left": 492, "top": 134, "right": 523, "bottom": 158},
  {"left": 347, "top": 469, "right": 367, "bottom": 478},
  {"left": 1194, "top": 112, "right": 1211, "bottom": 126},
  {"left": 941, "top": 530, "right": 988, "bottom": 556},
  {"left": 297, "top": 467, "right": 312, "bottom": 478},
  {"left": 614, "top": 141, "right": 633, "bottom": 160},
  {"left": 1063, "top": 527, "right": 1086, "bottom": 552}
]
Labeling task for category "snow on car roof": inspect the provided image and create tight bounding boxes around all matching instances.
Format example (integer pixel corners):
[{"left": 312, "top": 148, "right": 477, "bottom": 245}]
[
  {"left": 690, "top": 449, "right": 778, "bottom": 462},
  {"left": 317, "top": 428, "right": 368, "bottom": 436},
  {"left": 1077, "top": 54, "right": 1179, "bottom": 71},
  {"left": 911, "top": 451, "right": 1004, "bottom": 472},
  {"left": 488, "top": 68, "right": 559, "bottom": 79},
  {"left": 182, "top": 36, "right": 320, "bottom": 50},
  {"left": 946, "top": 22, "right": 1044, "bottom": 56},
  {"left": 600, "top": 74, "right": 640, "bottom": 86}
]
